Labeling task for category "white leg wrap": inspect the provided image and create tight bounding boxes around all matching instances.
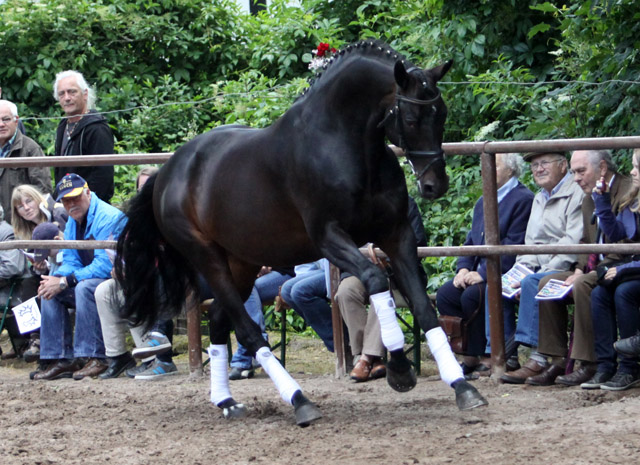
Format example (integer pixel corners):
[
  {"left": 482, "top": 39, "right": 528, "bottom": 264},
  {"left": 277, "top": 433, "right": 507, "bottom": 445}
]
[
  {"left": 208, "top": 344, "right": 233, "bottom": 406},
  {"left": 256, "top": 346, "right": 301, "bottom": 405},
  {"left": 370, "top": 291, "right": 404, "bottom": 351},
  {"left": 427, "top": 327, "right": 464, "bottom": 386}
]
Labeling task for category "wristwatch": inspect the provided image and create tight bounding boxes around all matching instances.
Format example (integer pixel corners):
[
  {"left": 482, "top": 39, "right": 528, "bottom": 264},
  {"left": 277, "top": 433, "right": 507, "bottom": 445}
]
[{"left": 59, "top": 277, "right": 68, "bottom": 290}]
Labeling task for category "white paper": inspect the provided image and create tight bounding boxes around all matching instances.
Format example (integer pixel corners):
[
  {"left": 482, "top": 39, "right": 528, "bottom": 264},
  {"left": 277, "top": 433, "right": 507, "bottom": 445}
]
[
  {"left": 502, "top": 263, "right": 534, "bottom": 298},
  {"left": 12, "top": 297, "right": 41, "bottom": 334},
  {"left": 535, "top": 279, "right": 573, "bottom": 300}
]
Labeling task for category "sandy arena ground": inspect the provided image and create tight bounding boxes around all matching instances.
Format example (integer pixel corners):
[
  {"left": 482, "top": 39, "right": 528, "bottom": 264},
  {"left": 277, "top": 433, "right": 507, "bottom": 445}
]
[{"left": 1, "top": 335, "right": 640, "bottom": 465}]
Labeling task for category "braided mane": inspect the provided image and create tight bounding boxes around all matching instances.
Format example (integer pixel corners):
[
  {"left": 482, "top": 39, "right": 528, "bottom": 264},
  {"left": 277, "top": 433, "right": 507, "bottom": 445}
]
[{"left": 298, "top": 40, "right": 411, "bottom": 101}]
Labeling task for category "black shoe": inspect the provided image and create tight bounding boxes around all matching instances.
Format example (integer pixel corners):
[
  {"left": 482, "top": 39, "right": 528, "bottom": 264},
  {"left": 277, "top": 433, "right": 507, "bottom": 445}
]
[
  {"left": 614, "top": 335, "right": 640, "bottom": 358},
  {"left": 99, "top": 353, "right": 137, "bottom": 379},
  {"left": 581, "top": 371, "right": 615, "bottom": 390},
  {"left": 600, "top": 371, "right": 640, "bottom": 391},
  {"left": 29, "top": 360, "right": 54, "bottom": 380}
]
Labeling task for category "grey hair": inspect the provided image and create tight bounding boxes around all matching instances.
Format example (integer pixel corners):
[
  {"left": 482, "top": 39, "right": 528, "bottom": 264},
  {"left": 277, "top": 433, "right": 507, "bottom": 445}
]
[
  {"left": 136, "top": 166, "right": 160, "bottom": 190},
  {"left": 0, "top": 99, "right": 18, "bottom": 117},
  {"left": 583, "top": 149, "right": 616, "bottom": 172},
  {"left": 53, "top": 70, "right": 96, "bottom": 109},
  {"left": 498, "top": 152, "right": 525, "bottom": 178}
]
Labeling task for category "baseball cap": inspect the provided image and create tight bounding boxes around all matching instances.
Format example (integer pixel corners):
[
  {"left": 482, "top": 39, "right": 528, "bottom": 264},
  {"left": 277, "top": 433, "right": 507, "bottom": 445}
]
[
  {"left": 55, "top": 173, "right": 88, "bottom": 201},
  {"left": 31, "top": 222, "right": 62, "bottom": 262}
]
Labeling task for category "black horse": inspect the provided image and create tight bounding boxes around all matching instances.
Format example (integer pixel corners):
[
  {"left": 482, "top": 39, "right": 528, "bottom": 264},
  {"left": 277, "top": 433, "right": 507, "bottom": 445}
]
[{"left": 117, "top": 40, "right": 487, "bottom": 427}]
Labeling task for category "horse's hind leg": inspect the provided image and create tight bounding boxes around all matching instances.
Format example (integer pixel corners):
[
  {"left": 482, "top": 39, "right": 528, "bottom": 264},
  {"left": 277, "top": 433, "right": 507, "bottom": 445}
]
[
  {"left": 201, "top": 255, "right": 321, "bottom": 427},
  {"left": 207, "top": 299, "right": 247, "bottom": 419}
]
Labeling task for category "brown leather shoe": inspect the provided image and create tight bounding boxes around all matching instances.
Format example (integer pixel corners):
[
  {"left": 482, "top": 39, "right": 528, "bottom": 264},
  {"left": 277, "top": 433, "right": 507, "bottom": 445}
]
[
  {"left": 350, "top": 358, "right": 372, "bottom": 382},
  {"left": 556, "top": 363, "right": 597, "bottom": 386},
  {"left": 501, "top": 358, "right": 547, "bottom": 384},
  {"left": 525, "top": 363, "right": 566, "bottom": 386},
  {"left": 369, "top": 360, "right": 387, "bottom": 379},
  {"left": 73, "top": 358, "right": 108, "bottom": 380},
  {"left": 33, "top": 360, "right": 82, "bottom": 381}
]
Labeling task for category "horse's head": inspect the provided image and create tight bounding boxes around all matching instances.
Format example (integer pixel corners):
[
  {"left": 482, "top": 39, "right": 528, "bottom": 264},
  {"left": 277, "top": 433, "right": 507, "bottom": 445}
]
[{"left": 382, "top": 59, "right": 453, "bottom": 199}]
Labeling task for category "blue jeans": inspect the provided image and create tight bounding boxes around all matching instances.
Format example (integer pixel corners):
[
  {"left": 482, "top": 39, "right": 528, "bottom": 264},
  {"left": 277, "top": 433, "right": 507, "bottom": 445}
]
[
  {"left": 485, "top": 271, "right": 556, "bottom": 352},
  {"left": 230, "top": 271, "right": 291, "bottom": 369},
  {"left": 591, "top": 281, "right": 640, "bottom": 375},
  {"left": 281, "top": 270, "right": 334, "bottom": 352},
  {"left": 40, "top": 278, "right": 107, "bottom": 360}
]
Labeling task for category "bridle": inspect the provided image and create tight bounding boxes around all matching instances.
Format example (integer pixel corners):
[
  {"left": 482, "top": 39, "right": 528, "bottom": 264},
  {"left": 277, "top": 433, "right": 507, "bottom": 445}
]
[{"left": 378, "top": 68, "right": 445, "bottom": 179}]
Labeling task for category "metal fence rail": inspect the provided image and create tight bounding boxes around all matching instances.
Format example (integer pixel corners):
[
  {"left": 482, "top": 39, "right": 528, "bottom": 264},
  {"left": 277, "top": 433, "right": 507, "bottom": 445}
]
[{"left": 1, "top": 135, "right": 639, "bottom": 378}]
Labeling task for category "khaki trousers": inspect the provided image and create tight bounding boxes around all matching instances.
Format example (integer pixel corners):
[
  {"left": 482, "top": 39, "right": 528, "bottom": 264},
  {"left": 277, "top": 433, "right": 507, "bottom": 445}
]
[
  {"left": 335, "top": 276, "right": 385, "bottom": 358},
  {"left": 537, "top": 271, "right": 597, "bottom": 362}
]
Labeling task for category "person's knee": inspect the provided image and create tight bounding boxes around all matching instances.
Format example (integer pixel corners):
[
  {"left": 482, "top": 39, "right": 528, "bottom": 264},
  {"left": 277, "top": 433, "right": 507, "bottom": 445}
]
[{"left": 336, "top": 277, "right": 365, "bottom": 304}]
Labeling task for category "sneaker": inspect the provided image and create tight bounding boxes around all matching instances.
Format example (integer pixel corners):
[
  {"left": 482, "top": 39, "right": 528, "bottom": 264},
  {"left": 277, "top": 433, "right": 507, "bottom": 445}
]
[
  {"left": 125, "top": 361, "right": 153, "bottom": 379},
  {"left": 132, "top": 332, "right": 172, "bottom": 360},
  {"left": 600, "top": 371, "right": 640, "bottom": 391},
  {"left": 134, "top": 359, "right": 178, "bottom": 380},
  {"left": 581, "top": 371, "right": 615, "bottom": 389},
  {"left": 614, "top": 335, "right": 640, "bottom": 358},
  {"left": 23, "top": 335, "right": 41, "bottom": 363},
  {"left": 229, "top": 366, "right": 254, "bottom": 380}
]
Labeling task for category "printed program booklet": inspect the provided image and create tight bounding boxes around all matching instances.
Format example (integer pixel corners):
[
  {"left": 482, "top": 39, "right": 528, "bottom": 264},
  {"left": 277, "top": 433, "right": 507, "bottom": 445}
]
[
  {"left": 535, "top": 279, "right": 573, "bottom": 300},
  {"left": 502, "top": 263, "right": 534, "bottom": 298}
]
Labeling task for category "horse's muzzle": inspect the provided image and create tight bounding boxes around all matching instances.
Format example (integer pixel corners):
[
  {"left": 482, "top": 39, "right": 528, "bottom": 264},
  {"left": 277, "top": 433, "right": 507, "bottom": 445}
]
[{"left": 418, "top": 172, "right": 449, "bottom": 199}]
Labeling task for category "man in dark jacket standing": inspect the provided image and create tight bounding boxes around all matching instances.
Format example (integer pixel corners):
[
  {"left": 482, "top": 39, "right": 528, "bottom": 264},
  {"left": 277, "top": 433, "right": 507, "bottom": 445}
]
[{"left": 53, "top": 71, "right": 114, "bottom": 203}]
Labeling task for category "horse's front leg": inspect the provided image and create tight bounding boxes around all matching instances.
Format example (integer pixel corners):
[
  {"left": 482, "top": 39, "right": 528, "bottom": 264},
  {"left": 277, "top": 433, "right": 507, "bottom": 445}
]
[
  {"left": 381, "top": 227, "right": 488, "bottom": 410},
  {"left": 316, "top": 225, "right": 416, "bottom": 392}
]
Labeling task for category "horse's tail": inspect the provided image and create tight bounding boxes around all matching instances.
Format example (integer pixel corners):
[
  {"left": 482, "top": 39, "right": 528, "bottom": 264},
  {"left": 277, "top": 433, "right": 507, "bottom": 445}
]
[{"left": 115, "top": 172, "right": 197, "bottom": 330}]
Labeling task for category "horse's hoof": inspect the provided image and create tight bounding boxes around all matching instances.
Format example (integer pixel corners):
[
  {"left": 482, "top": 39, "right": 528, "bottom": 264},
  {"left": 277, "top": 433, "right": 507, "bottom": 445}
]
[
  {"left": 222, "top": 403, "right": 247, "bottom": 419},
  {"left": 386, "top": 365, "right": 417, "bottom": 392},
  {"left": 454, "top": 379, "right": 488, "bottom": 411},
  {"left": 295, "top": 401, "right": 322, "bottom": 427}
]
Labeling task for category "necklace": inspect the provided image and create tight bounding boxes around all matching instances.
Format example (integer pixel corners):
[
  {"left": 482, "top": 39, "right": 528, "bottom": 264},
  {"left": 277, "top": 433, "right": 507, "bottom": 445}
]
[{"left": 65, "top": 111, "right": 88, "bottom": 139}]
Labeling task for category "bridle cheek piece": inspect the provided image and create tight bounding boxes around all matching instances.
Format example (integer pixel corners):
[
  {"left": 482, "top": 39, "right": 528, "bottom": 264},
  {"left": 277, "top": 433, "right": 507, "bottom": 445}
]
[{"left": 378, "top": 89, "right": 445, "bottom": 180}]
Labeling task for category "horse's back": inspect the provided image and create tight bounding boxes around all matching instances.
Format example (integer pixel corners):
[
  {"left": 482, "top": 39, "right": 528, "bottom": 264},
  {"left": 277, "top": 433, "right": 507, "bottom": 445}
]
[{"left": 155, "top": 125, "right": 318, "bottom": 266}]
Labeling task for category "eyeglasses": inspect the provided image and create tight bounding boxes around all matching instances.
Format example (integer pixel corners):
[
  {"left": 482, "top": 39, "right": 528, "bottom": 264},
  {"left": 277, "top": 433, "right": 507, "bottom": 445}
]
[
  {"left": 530, "top": 158, "right": 563, "bottom": 171},
  {"left": 0, "top": 116, "right": 16, "bottom": 124},
  {"left": 16, "top": 198, "right": 36, "bottom": 213}
]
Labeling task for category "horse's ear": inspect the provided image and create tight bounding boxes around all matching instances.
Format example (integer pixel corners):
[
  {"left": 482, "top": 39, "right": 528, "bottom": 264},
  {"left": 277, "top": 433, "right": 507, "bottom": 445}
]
[
  {"left": 394, "top": 61, "right": 411, "bottom": 89},
  {"left": 430, "top": 59, "right": 453, "bottom": 83}
]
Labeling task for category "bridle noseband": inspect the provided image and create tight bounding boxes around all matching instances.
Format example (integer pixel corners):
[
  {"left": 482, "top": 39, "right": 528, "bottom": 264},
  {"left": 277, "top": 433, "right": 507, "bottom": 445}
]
[{"left": 378, "top": 71, "right": 445, "bottom": 179}]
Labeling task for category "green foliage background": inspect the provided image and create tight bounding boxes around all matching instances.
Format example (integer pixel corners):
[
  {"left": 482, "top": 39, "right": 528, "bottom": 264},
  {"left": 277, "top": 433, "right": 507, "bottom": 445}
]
[{"left": 1, "top": 0, "right": 639, "bottom": 297}]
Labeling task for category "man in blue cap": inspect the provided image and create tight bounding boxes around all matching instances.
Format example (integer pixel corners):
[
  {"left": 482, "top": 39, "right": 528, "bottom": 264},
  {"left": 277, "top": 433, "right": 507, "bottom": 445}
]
[{"left": 32, "top": 173, "right": 126, "bottom": 381}]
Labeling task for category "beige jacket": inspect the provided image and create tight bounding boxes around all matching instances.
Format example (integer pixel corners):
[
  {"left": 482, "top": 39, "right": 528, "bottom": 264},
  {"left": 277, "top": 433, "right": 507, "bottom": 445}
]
[{"left": 516, "top": 173, "right": 585, "bottom": 273}]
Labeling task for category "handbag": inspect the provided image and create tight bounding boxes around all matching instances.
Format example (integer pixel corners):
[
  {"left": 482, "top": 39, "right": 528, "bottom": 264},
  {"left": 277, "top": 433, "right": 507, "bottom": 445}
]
[{"left": 438, "top": 315, "right": 466, "bottom": 353}]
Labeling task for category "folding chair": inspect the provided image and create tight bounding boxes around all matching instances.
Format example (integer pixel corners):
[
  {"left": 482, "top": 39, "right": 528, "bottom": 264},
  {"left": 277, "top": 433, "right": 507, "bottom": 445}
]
[
  {"left": 0, "top": 279, "right": 23, "bottom": 356},
  {"left": 188, "top": 294, "right": 289, "bottom": 375}
]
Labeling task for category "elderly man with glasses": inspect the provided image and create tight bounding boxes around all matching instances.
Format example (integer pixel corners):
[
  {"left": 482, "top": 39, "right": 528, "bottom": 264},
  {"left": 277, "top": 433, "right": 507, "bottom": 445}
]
[
  {"left": 0, "top": 99, "right": 52, "bottom": 223},
  {"left": 485, "top": 151, "right": 584, "bottom": 383},
  {"left": 527, "top": 150, "right": 633, "bottom": 388}
]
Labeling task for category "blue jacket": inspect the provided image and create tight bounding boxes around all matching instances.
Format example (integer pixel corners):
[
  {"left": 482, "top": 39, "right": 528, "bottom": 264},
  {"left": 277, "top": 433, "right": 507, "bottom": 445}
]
[
  {"left": 54, "top": 193, "right": 126, "bottom": 282},
  {"left": 457, "top": 182, "right": 534, "bottom": 281}
]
